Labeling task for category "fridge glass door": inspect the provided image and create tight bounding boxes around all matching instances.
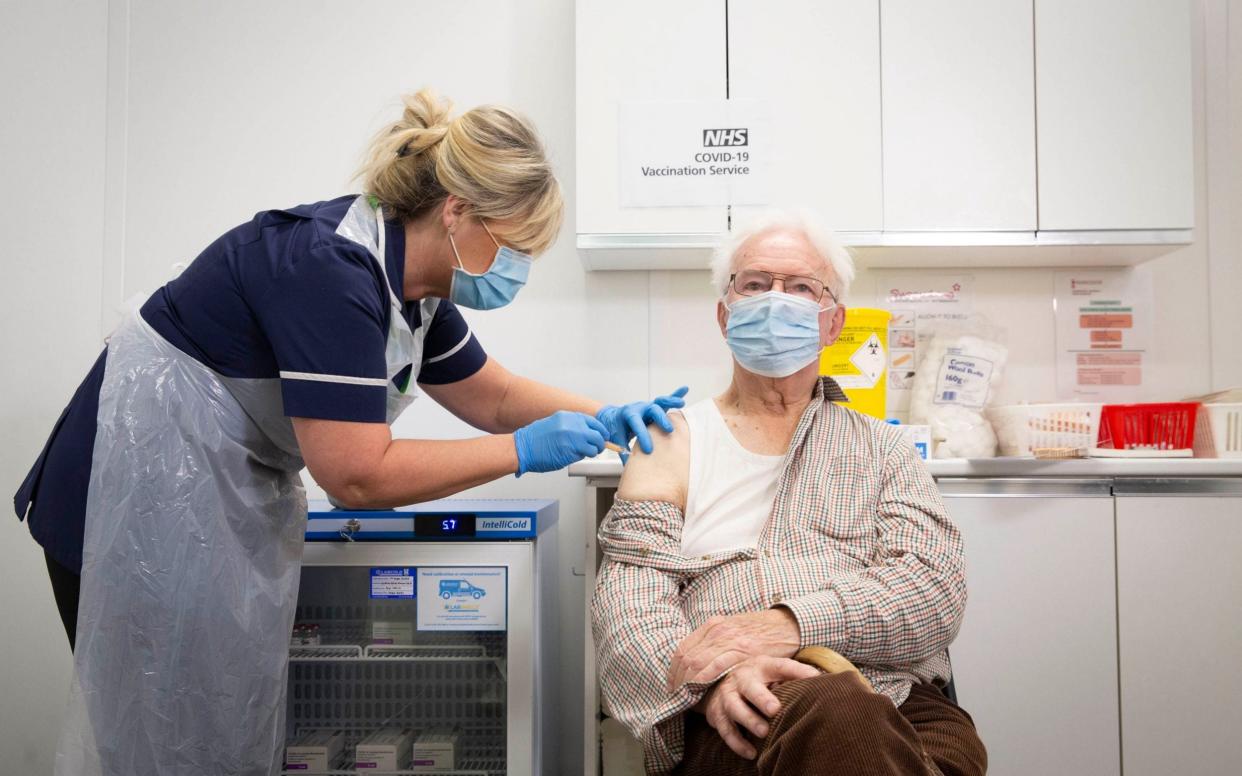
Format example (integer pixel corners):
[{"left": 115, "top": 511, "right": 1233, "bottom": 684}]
[{"left": 285, "top": 565, "right": 508, "bottom": 774}]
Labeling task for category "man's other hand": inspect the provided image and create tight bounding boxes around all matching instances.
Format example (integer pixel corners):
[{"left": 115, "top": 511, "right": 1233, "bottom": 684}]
[{"left": 692, "top": 655, "right": 819, "bottom": 760}]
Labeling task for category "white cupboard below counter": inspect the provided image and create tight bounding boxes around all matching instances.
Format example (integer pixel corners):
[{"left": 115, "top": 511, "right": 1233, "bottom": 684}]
[
  {"left": 1114, "top": 483, "right": 1242, "bottom": 776},
  {"left": 942, "top": 479, "right": 1121, "bottom": 776}
]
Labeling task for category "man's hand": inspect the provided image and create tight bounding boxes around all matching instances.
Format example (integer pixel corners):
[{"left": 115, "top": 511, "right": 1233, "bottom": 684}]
[
  {"left": 693, "top": 655, "right": 820, "bottom": 760},
  {"left": 668, "top": 608, "right": 802, "bottom": 691}
]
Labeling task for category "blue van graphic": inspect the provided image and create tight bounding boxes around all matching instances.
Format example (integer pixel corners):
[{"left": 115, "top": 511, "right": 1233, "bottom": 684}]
[{"left": 439, "top": 579, "right": 486, "bottom": 600}]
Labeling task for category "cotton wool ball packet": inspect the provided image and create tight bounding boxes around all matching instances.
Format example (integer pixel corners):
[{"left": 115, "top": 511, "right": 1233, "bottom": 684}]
[{"left": 909, "top": 323, "right": 1008, "bottom": 459}]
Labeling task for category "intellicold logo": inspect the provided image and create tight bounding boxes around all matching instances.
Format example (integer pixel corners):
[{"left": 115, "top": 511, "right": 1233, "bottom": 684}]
[{"left": 702, "top": 128, "right": 749, "bottom": 147}]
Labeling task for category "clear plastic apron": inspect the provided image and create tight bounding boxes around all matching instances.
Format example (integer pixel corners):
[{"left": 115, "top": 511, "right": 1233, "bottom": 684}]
[{"left": 56, "top": 198, "right": 425, "bottom": 775}]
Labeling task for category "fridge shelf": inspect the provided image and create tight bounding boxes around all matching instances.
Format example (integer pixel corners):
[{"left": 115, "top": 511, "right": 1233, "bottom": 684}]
[
  {"left": 282, "top": 725, "right": 506, "bottom": 776},
  {"left": 280, "top": 755, "right": 503, "bottom": 776},
  {"left": 290, "top": 645, "right": 365, "bottom": 661},
  {"left": 366, "top": 644, "right": 488, "bottom": 659},
  {"left": 290, "top": 643, "right": 505, "bottom": 676},
  {"left": 280, "top": 755, "right": 502, "bottom": 776},
  {"left": 280, "top": 766, "right": 500, "bottom": 776}
]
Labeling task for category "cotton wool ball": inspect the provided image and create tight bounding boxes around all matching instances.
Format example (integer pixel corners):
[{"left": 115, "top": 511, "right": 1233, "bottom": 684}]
[{"left": 931, "top": 404, "right": 998, "bottom": 458}]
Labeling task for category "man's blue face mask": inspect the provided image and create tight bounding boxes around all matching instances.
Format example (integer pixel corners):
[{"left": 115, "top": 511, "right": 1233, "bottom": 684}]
[
  {"left": 448, "top": 221, "right": 533, "bottom": 311},
  {"left": 725, "top": 291, "right": 835, "bottom": 378}
]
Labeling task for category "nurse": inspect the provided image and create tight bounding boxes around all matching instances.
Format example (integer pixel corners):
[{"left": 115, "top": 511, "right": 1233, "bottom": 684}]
[{"left": 14, "top": 89, "right": 685, "bottom": 776}]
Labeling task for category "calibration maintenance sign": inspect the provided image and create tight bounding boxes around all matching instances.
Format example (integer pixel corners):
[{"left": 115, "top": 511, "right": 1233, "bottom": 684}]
[
  {"left": 619, "top": 99, "right": 771, "bottom": 207},
  {"left": 416, "top": 567, "right": 507, "bottom": 632}
]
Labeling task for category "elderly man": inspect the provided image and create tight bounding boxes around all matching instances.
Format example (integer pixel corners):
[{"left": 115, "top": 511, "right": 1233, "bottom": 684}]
[{"left": 591, "top": 213, "right": 986, "bottom": 776}]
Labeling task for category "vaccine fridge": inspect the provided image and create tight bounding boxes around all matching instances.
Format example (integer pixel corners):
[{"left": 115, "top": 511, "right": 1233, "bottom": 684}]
[{"left": 283, "top": 499, "right": 558, "bottom": 776}]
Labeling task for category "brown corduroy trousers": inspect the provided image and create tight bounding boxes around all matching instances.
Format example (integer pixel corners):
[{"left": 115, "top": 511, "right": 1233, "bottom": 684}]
[{"left": 675, "top": 674, "right": 987, "bottom": 776}]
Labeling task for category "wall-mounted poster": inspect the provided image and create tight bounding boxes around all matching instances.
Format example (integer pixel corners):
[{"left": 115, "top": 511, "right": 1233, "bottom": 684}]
[{"left": 1054, "top": 270, "right": 1152, "bottom": 401}]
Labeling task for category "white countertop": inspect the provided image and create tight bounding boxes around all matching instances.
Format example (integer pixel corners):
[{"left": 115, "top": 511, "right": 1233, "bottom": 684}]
[{"left": 567, "top": 454, "right": 1242, "bottom": 481}]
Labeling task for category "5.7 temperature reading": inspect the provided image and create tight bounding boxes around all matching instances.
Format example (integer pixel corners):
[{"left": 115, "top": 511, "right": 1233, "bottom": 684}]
[{"left": 413, "top": 514, "right": 476, "bottom": 538}]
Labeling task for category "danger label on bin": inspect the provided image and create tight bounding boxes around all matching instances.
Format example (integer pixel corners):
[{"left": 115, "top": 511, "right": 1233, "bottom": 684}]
[{"left": 847, "top": 334, "right": 886, "bottom": 387}]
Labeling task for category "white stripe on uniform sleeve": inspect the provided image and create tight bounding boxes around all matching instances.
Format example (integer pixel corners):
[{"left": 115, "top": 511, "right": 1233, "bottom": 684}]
[
  {"left": 424, "top": 329, "right": 473, "bottom": 365},
  {"left": 279, "top": 370, "right": 389, "bottom": 387}
]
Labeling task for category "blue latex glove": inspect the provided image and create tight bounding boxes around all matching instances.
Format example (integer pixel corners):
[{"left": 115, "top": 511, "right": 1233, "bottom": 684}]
[
  {"left": 513, "top": 411, "right": 609, "bottom": 476},
  {"left": 596, "top": 386, "right": 690, "bottom": 459}
]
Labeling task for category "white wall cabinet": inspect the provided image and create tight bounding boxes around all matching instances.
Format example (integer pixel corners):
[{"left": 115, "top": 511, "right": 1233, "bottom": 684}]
[
  {"left": 575, "top": 0, "right": 726, "bottom": 240},
  {"left": 942, "top": 480, "right": 1122, "bottom": 776},
  {"left": 881, "top": 0, "right": 1036, "bottom": 231},
  {"left": 1035, "top": 0, "right": 1195, "bottom": 230},
  {"left": 1114, "top": 484, "right": 1242, "bottom": 776},
  {"left": 728, "top": 0, "right": 882, "bottom": 232},
  {"left": 576, "top": 0, "right": 1195, "bottom": 269}
]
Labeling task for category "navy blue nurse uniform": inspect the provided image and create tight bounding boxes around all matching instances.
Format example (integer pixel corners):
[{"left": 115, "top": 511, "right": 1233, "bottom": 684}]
[{"left": 14, "top": 194, "right": 487, "bottom": 574}]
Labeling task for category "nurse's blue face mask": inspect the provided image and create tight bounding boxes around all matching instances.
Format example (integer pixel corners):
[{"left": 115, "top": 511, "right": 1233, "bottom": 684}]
[
  {"left": 448, "top": 219, "right": 533, "bottom": 311},
  {"left": 724, "top": 270, "right": 838, "bottom": 378}
]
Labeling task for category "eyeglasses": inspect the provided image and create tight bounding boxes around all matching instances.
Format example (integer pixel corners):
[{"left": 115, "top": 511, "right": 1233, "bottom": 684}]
[{"left": 729, "top": 269, "right": 838, "bottom": 305}]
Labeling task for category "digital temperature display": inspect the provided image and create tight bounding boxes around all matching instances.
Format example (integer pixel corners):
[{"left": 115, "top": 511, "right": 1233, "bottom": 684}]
[{"left": 414, "top": 514, "right": 477, "bottom": 537}]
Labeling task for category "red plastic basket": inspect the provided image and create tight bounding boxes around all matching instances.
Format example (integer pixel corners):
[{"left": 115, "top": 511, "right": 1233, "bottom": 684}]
[{"left": 1097, "top": 403, "right": 1200, "bottom": 451}]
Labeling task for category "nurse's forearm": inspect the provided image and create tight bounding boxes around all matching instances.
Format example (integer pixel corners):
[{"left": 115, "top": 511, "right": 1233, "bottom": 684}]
[
  {"left": 348, "top": 435, "right": 520, "bottom": 508},
  {"left": 295, "top": 416, "right": 521, "bottom": 508},
  {"left": 495, "top": 374, "right": 603, "bottom": 431}
]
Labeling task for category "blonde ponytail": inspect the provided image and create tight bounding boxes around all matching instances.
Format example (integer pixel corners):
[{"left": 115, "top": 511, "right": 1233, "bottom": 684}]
[{"left": 358, "top": 89, "right": 564, "bottom": 256}]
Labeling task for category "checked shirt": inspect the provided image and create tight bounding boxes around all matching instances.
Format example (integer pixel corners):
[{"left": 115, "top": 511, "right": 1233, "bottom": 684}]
[{"left": 591, "top": 377, "right": 966, "bottom": 774}]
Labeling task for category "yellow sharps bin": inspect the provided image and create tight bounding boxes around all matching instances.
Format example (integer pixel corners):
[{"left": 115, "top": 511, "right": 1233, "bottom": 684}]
[{"left": 818, "top": 308, "right": 891, "bottom": 419}]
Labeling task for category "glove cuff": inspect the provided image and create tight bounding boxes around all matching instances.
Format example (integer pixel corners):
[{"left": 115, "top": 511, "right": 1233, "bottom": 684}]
[{"left": 512, "top": 426, "right": 530, "bottom": 477}]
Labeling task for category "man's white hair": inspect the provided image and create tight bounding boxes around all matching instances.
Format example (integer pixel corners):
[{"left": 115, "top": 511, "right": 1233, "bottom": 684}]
[{"left": 710, "top": 209, "right": 856, "bottom": 303}]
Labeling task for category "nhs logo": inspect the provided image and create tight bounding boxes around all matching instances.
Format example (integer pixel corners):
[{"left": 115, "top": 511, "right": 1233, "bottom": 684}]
[
  {"left": 477, "top": 517, "right": 531, "bottom": 533},
  {"left": 702, "top": 128, "right": 749, "bottom": 147}
]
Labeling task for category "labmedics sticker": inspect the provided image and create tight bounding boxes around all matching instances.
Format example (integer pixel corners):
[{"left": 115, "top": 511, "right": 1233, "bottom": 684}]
[
  {"left": 417, "top": 567, "right": 507, "bottom": 631},
  {"left": 370, "top": 567, "right": 415, "bottom": 599}
]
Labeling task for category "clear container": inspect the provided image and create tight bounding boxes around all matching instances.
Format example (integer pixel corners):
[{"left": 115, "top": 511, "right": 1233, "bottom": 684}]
[{"left": 1194, "top": 403, "right": 1242, "bottom": 458}]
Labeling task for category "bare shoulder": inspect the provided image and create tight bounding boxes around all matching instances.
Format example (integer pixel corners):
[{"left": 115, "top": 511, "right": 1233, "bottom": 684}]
[{"left": 616, "top": 410, "right": 690, "bottom": 509}]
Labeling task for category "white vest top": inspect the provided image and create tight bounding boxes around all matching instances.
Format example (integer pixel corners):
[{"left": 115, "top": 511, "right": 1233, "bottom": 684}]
[{"left": 679, "top": 398, "right": 785, "bottom": 558}]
